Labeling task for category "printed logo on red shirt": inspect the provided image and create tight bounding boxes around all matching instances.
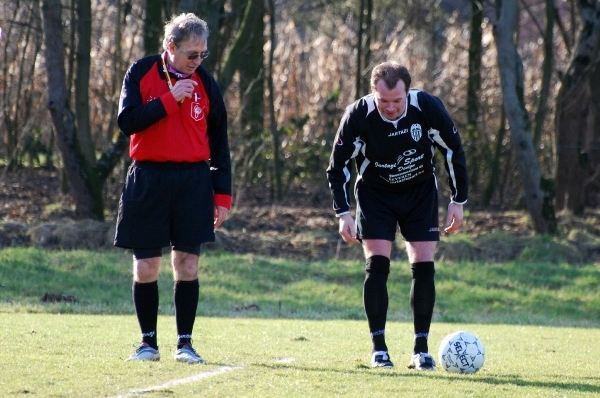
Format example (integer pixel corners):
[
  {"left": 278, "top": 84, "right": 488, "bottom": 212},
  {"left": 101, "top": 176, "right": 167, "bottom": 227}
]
[{"left": 191, "top": 102, "right": 205, "bottom": 121}]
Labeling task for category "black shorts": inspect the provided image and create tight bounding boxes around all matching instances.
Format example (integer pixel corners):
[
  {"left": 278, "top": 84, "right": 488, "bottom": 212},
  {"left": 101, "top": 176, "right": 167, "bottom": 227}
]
[
  {"left": 114, "top": 161, "right": 214, "bottom": 250},
  {"left": 355, "top": 175, "right": 440, "bottom": 242}
]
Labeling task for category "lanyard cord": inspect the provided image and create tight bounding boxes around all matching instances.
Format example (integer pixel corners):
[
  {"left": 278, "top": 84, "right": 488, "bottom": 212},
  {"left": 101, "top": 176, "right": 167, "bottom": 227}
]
[{"left": 161, "top": 55, "right": 184, "bottom": 104}]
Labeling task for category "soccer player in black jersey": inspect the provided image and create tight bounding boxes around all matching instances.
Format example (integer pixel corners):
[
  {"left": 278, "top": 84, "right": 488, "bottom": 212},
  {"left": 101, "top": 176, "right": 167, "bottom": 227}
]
[{"left": 326, "top": 62, "right": 468, "bottom": 370}]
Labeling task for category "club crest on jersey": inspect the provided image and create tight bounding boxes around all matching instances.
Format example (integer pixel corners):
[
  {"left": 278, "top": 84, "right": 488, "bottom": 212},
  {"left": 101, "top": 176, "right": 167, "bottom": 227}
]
[
  {"left": 191, "top": 102, "right": 205, "bottom": 121},
  {"left": 335, "top": 135, "right": 343, "bottom": 146},
  {"left": 411, "top": 124, "right": 422, "bottom": 142}
]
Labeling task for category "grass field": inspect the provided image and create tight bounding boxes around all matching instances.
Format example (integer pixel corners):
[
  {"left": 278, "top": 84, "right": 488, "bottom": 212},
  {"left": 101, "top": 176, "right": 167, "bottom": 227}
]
[
  {"left": 3, "top": 315, "right": 600, "bottom": 397},
  {"left": 0, "top": 247, "right": 599, "bottom": 397}
]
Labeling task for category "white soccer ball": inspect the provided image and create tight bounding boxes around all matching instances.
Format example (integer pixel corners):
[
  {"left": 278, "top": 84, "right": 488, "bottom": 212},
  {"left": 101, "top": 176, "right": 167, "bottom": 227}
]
[{"left": 438, "top": 331, "right": 485, "bottom": 373}]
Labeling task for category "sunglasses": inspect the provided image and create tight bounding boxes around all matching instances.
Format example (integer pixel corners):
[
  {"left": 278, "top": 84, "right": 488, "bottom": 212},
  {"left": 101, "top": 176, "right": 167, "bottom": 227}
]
[{"left": 177, "top": 46, "right": 210, "bottom": 60}]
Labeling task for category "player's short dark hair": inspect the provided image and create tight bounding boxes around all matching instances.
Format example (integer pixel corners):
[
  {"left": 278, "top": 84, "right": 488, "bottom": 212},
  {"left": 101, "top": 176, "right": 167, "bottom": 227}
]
[
  {"left": 370, "top": 62, "right": 411, "bottom": 92},
  {"left": 162, "top": 13, "right": 209, "bottom": 50}
]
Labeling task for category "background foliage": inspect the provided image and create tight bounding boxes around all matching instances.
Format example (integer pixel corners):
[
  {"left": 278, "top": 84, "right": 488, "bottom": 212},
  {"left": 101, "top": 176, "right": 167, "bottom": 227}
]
[{"left": 1, "top": 0, "right": 600, "bottom": 225}]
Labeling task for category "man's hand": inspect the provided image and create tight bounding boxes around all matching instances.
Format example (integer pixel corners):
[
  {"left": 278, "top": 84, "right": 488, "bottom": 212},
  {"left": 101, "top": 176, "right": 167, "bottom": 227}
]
[
  {"left": 339, "top": 213, "right": 360, "bottom": 244},
  {"left": 444, "top": 202, "right": 464, "bottom": 234},
  {"left": 214, "top": 206, "right": 228, "bottom": 229},
  {"left": 170, "top": 79, "right": 198, "bottom": 102}
]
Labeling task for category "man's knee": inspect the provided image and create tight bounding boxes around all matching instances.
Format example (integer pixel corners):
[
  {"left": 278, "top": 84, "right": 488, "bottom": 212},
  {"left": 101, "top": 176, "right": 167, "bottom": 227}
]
[
  {"left": 411, "top": 262, "right": 435, "bottom": 280},
  {"left": 133, "top": 257, "right": 162, "bottom": 282},
  {"left": 365, "top": 255, "right": 390, "bottom": 275},
  {"left": 172, "top": 251, "right": 199, "bottom": 281},
  {"left": 405, "top": 241, "right": 436, "bottom": 263}
]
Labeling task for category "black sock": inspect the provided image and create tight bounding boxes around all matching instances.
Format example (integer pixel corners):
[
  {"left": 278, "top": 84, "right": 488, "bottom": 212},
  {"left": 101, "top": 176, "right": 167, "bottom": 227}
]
[
  {"left": 363, "top": 255, "right": 390, "bottom": 352},
  {"left": 132, "top": 281, "right": 159, "bottom": 349},
  {"left": 174, "top": 279, "right": 199, "bottom": 348},
  {"left": 410, "top": 262, "right": 435, "bottom": 354}
]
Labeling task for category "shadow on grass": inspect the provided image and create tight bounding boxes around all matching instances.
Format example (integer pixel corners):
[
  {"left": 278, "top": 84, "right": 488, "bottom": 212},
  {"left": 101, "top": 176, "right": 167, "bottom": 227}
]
[{"left": 247, "top": 362, "right": 600, "bottom": 395}]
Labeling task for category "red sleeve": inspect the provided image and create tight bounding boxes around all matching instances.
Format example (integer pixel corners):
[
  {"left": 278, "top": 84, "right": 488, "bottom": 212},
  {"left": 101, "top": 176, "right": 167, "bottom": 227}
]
[
  {"left": 160, "top": 91, "right": 180, "bottom": 115},
  {"left": 214, "top": 193, "right": 232, "bottom": 210}
]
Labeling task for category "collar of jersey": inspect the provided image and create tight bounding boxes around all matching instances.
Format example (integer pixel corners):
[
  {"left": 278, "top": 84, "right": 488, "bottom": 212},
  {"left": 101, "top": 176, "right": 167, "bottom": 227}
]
[
  {"left": 162, "top": 51, "right": 192, "bottom": 79},
  {"left": 167, "top": 64, "right": 191, "bottom": 79},
  {"left": 377, "top": 106, "right": 406, "bottom": 128},
  {"left": 374, "top": 95, "right": 408, "bottom": 128}
]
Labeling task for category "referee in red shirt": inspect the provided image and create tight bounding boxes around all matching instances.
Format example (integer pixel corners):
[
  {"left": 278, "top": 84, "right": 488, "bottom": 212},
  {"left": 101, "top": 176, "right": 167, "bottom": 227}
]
[{"left": 114, "top": 13, "right": 231, "bottom": 364}]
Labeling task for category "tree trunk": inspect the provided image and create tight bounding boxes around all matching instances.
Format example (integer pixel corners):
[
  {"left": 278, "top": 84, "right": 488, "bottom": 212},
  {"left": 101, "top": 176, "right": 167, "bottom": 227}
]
[
  {"left": 106, "top": 0, "right": 124, "bottom": 148},
  {"left": 40, "top": 0, "right": 104, "bottom": 220},
  {"left": 589, "top": 61, "right": 600, "bottom": 206},
  {"left": 354, "top": 0, "right": 372, "bottom": 99},
  {"left": 75, "top": 0, "right": 95, "bottom": 164},
  {"left": 218, "top": 0, "right": 264, "bottom": 140},
  {"left": 532, "top": 0, "right": 555, "bottom": 148},
  {"left": 493, "top": 0, "right": 556, "bottom": 234},
  {"left": 267, "top": 0, "right": 282, "bottom": 201},
  {"left": 217, "top": 0, "right": 263, "bottom": 95},
  {"left": 482, "top": 107, "right": 507, "bottom": 205},
  {"left": 466, "top": 0, "right": 483, "bottom": 188},
  {"left": 555, "top": 0, "right": 600, "bottom": 213},
  {"left": 355, "top": 0, "right": 365, "bottom": 99},
  {"left": 1, "top": 1, "right": 39, "bottom": 170},
  {"left": 144, "top": 0, "right": 162, "bottom": 55}
]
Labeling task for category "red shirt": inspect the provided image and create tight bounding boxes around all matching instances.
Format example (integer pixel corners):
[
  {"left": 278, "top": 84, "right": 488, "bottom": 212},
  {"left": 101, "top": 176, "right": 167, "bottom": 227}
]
[
  {"left": 130, "top": 64, "right": 211, "bottom": 162},
  {"left": 118, "top": 55, "right": 232, "bottom": 209}
]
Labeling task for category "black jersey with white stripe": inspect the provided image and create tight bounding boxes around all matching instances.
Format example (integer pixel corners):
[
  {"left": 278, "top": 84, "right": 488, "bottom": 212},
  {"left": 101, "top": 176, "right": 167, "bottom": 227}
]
[{"left": 326, "top": 89, "right": 468, "bottom": 216}]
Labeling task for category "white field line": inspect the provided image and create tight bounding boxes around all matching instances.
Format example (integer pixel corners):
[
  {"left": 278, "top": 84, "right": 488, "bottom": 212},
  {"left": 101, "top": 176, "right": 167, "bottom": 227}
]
[
  {"left": 275, "top": 357, "right": 295, "bottom": 363},
  {"left": 111, "top": 366, "right": 243, "bottom": 398}
]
